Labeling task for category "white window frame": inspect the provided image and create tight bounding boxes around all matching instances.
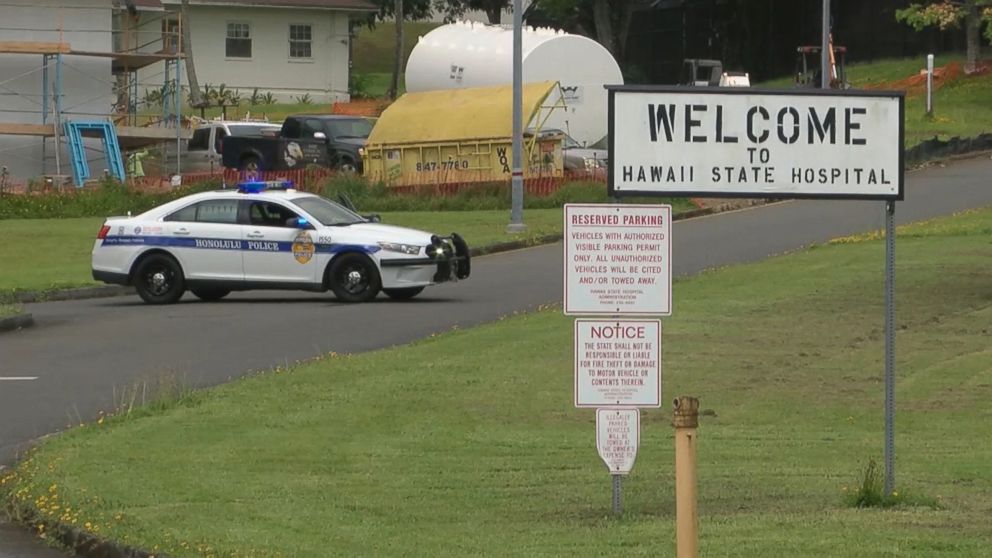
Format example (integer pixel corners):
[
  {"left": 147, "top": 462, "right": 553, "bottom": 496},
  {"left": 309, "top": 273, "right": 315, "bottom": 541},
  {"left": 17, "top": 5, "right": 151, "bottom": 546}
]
[
  {"left": 288, "top": 23, "right": 313, "bottom": 61},
  {"left": 225, "top": 21, "right": 252, "bottom": 60}
]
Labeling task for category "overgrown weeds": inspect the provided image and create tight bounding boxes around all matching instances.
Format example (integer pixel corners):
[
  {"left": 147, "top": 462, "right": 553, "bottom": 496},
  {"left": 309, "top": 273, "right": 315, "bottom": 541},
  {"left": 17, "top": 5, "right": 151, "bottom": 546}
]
[
  {"left": 842, "top": 459, "right": 942, "bottom": 509},
  {"left": 112, "top": 373, "right": 201, "bottom": 421}
]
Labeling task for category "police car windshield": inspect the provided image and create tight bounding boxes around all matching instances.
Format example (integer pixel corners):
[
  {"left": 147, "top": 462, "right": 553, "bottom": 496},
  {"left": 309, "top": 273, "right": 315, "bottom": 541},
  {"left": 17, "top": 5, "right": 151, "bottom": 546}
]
[{"left": 292, "top": 196, "right": 365, "bottom": 226}]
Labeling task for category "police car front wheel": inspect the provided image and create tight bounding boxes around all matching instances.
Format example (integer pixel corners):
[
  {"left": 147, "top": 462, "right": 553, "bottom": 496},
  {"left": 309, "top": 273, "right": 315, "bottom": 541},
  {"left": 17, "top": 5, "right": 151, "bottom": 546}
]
[
  {"left": 133, "top": 254, "right": 186, "bottom": 305},
  {"left": 327, "top": 253, "right": 381, "bottom": 303}
]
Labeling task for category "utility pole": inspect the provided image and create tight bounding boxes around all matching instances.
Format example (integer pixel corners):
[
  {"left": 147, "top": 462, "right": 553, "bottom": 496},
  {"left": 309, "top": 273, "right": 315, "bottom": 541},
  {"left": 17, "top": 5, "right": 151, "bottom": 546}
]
[
  {"left": 821, "top": 0, "right": 830, "bottom": 89},
  {"left": 507, "top": 0, "right": 526, "bottom": 233}
]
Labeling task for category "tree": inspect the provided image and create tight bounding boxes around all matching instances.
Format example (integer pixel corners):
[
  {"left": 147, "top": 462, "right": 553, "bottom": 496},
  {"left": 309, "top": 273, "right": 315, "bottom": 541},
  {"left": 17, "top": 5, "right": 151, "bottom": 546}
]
[
  {"left": 180, "top": 0, "right": 204, "bottom": 107},
  {"left": 366, "top": 0, "right": 434, "bottom": 100},
  {"left": 444, "top": 0, "right": 511, "bottom": 24},
  {"left": 389, "top": 0, "right": 404, "bottom": 99},
  {"left": 528, "top": 0, "right": 637, "bottom": 64},
  {"left": 896, "top": 1, "right": 992, "bottom": 74}
]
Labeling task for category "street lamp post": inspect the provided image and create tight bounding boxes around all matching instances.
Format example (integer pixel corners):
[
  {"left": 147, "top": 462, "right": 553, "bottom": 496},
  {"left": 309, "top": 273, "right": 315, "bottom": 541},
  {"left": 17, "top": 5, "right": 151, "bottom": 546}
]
[{"left": 507, "top": 0, "right": 526, "bottom": 233}]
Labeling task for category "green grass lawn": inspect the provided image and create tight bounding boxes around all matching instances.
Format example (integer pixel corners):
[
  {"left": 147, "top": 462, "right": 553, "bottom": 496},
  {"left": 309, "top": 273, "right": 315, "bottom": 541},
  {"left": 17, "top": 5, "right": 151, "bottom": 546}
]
[
  {"left": 352, "top": 22, "right": 443, "bottom": 75},
  {"left": 0, "top": 218, "right": 103, "bottom": 296},
  {"left": 354, "top": 72, "right": 401, "bottom": 99},
  {"left": 5, "top": 206, "right": 991, "bottom": 556},
  {"left": 901, "top": 70, "right": 992, "bottom": 147}
]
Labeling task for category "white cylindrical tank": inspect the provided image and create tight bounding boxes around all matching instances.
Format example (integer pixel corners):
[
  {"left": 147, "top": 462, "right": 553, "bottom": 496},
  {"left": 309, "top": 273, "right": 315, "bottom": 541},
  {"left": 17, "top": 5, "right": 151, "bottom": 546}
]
[{"left": 405, "top": 21, "right": 623, "bottom": 147}]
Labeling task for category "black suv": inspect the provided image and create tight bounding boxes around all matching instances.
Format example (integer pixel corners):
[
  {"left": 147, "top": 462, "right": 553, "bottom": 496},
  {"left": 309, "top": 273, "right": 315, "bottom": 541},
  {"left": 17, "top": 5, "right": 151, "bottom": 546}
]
[
  {"left": 287, "top": 114, "right": 374, "bottom": 172},
  {"left": 222, "top": 114, "right": 374, "bottom": 173}
]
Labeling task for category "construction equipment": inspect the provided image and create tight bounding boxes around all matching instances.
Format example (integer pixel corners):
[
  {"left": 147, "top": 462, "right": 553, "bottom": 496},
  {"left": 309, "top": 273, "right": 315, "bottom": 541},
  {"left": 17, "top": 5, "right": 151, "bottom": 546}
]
[
  {"left": 681, "top": 59, "right": 723, "bottom": 86},
  {"left": 64, "top": 120, "right": 126, "bottom": 186},
  {"left": 680, "top": 59, "right": 751, "bottom": 87},
  {"left": 795, "top": 40, "right": 848, "bottom": 88}
]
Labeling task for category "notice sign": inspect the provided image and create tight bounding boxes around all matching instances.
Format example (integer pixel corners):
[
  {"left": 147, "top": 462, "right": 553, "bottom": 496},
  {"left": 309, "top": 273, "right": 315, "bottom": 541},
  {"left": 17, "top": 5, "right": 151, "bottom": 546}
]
[
  {"left": 564, "top": 204, "right": 672, "bottom": 316},
  {"left": 596, "top": 408, "right": 639, "bottom": 475},
  {"left": 607, "top": 87, "right": 904, "bottom": 200},
  {"left": 575, "top": 319, "right": 661, "bottom": 408}
]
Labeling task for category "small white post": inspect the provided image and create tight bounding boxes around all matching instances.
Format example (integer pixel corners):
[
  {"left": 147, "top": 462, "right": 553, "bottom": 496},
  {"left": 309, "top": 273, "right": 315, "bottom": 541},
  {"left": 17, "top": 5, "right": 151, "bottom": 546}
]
[{"left": 926, "top": 54, "right": 934, "bottom": 116}]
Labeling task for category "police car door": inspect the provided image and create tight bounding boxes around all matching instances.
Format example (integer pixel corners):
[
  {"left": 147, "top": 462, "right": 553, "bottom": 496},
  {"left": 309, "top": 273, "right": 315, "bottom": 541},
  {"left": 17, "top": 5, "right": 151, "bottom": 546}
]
[
  {"left": 242, "top": 200, "right": 318, "bottom": 285},
  {"left": 162, "top": 198, "right": 244, "bottom": 281}
]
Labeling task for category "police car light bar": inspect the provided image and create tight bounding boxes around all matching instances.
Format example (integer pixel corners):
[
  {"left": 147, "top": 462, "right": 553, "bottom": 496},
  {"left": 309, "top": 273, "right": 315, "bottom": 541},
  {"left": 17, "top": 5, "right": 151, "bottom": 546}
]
[{"left": 237, "top": 180, "right": 295, "bottom": 193}]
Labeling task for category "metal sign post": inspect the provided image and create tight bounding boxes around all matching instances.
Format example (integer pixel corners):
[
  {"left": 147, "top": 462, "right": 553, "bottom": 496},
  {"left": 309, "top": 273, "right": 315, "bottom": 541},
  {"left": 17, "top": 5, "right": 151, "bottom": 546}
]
[
  {"left": 884, "top": 201, "right": 896, "bottom": 493},
  {"left": 821, "top": 0, "right": 831, "bottom": 89},
  {"left": 612, "top": 475, "right": 623, "bottom": 516}
]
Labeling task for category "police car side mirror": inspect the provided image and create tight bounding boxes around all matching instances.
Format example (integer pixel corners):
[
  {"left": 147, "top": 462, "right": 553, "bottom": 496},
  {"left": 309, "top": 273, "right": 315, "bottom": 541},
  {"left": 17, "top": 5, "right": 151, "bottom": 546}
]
[
  {"left": 313, "top": 132, "right": 327, "bottom": 141},
  {"left": 364, "top": 214, "right": 381, "bottom": 223}
]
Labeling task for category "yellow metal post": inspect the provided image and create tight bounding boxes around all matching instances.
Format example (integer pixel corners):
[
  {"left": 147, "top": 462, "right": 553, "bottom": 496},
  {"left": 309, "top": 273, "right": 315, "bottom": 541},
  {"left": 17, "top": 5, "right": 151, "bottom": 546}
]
[{"left": 674, "top": 396, "right": 699, "bottom": 558}]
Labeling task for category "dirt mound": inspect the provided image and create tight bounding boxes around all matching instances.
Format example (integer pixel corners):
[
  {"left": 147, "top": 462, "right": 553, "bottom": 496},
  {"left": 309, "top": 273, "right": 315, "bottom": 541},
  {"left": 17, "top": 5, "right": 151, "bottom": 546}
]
[
  {"left": 331, "top": 99, "right": 391, "bottom": 117},
  {"left": 866, "top": 61, "right": 962, "bottom": 96},
  {"left": 866, "top": 59, "right": 992, "bottom": 96}
]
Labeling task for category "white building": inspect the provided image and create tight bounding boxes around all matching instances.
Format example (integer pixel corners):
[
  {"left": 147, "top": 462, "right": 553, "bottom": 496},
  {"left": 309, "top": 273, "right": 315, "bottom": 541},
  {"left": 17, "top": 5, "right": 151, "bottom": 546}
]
[
  {"left": 134, "top": 0, "right": 376, "bottom": 104},
  {"left": 0, "top": 0, "right": 115, "bottom": 180}
]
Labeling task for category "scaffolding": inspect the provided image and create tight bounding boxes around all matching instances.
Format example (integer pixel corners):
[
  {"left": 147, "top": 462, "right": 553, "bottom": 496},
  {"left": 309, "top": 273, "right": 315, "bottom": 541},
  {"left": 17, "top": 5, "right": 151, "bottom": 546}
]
[{"left": 0, "top": 3, "right": 190, "bottom": 185}]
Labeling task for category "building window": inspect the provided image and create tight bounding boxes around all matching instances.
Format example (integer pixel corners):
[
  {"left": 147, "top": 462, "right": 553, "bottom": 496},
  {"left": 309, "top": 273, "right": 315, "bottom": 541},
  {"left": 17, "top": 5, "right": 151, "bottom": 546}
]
[
  {"left": 289, "top": 24, "right": 312, "bottom": 59},
  {"left": 162, "top": 18, "right": 179, "bottom": 53},
  {"left": 226, "top": 22, "right": 252, "bottom": 58}
]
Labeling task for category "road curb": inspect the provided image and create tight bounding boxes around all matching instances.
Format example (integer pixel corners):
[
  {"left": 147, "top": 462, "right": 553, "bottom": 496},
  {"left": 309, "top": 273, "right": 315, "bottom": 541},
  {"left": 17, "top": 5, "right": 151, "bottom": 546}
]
[
  {"left": 12, "top": 286, "right": 131, "bottom": 304},
  {"left": 0, "top": 313, "right": 34, "bottom": 333},
  {"left": 3, "top": 501, "right": 162, "bottom": 558}
]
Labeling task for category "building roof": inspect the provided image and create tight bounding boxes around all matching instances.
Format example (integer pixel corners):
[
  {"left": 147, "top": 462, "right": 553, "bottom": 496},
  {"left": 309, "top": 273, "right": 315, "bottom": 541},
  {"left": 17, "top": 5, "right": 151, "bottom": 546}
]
[
  {"left": 158, "top": 0, "right": 376, "bottom": 10},
  {"left": 365, "top": 81, "right": 562, "bottom": 146}
]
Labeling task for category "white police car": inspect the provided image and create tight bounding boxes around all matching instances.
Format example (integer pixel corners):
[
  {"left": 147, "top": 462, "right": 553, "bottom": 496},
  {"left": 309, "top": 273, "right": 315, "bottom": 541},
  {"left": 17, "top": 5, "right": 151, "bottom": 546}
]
[{"left": 91, "top": 181, "right": 470, "bottom": 304}]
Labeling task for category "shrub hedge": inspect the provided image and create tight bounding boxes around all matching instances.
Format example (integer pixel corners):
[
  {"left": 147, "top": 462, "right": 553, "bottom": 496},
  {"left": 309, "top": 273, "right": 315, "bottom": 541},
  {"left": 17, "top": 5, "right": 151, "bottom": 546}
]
[{"left": 0, "top": 179, "right": 222, "bottom": 220}]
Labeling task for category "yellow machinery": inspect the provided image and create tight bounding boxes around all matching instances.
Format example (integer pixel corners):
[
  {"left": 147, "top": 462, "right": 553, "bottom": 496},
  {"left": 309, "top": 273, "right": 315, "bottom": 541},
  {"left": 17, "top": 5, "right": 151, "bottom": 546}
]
[{"left": 362, "top": 81, "right": 566, "bottom": 186}]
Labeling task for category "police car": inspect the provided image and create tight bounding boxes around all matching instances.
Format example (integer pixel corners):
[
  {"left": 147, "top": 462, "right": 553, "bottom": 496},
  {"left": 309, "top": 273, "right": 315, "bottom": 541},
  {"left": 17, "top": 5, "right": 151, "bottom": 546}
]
[{"left": 91, "top": 181, "right": 470, "bottom": 304}]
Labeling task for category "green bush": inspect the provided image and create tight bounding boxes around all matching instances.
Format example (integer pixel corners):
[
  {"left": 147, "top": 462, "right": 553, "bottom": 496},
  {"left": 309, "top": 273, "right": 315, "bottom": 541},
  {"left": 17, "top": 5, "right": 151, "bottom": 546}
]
[
  {"left": 1, "top": 174, "right": 685, "bottom": 219},
  {"left": 0, "top": 178, "right": 221, "bottom": 220},
  {"left": 319, "top": 175, "right": 624, "bottom": 212}
]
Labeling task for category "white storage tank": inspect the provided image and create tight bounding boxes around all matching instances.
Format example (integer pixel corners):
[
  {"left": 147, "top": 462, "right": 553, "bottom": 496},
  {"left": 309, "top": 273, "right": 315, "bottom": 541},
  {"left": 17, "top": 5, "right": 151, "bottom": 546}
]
[{"left": 405, "top": 21, "right": 623, "bottom": 147}]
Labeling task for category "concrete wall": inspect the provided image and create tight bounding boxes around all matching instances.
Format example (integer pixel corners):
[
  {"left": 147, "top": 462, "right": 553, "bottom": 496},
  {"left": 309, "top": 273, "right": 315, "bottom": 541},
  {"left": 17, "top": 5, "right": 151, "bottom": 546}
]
[
  {"left": 138, "top": 6, "right": 353, "bottom": 105},
  {"left": 0, "top": 0, "right": 114, "bottom": 180}
]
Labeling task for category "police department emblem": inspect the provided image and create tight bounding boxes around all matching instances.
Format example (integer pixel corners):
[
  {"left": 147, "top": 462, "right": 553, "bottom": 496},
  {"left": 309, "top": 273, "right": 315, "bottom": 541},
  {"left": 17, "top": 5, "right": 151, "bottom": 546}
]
[{"left": 292, "top": 231, "right": 315, "bottom": 264}]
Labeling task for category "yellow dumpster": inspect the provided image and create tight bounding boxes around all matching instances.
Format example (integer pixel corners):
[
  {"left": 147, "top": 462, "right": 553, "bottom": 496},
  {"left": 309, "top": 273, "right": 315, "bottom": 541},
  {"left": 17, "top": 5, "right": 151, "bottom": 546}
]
[{"left": 362, "top": 81, "right": 566, "bottom": 186}]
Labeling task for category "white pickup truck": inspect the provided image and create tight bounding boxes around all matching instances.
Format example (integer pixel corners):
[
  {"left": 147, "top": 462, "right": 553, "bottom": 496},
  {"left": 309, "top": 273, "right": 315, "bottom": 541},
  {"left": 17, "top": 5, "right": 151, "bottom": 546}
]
[{"left": 182, "top": 121, "right": 281, "bottom": 173}]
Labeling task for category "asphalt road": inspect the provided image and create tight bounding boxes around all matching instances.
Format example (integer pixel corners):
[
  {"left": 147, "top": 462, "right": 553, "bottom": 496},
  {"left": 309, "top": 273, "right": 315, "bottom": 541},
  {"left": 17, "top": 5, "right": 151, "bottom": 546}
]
[{"left": 1, "top": 155, "right": 991, "bottom": 557}]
